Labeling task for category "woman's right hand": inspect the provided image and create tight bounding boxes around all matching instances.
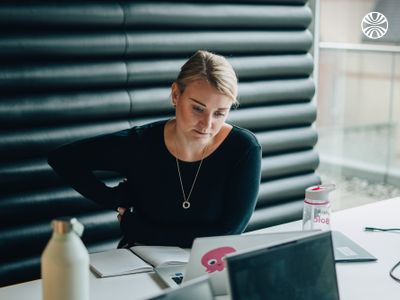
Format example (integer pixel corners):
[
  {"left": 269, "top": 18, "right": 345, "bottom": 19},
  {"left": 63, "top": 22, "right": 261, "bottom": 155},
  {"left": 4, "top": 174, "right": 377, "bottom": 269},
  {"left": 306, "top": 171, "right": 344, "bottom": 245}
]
[{"left": 117, "top": 207, "right": 126, "bottom": 222}]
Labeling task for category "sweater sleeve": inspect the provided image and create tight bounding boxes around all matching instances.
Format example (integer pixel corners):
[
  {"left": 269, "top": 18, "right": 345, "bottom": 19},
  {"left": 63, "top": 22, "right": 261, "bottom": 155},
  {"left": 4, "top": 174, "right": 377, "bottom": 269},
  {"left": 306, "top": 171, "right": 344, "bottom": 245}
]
[
  {"left": 121, "top": 144, "right": 262, "bottom": 247},
  {"left": 47, "top": 131, "right": 134, "bottom": 210}
]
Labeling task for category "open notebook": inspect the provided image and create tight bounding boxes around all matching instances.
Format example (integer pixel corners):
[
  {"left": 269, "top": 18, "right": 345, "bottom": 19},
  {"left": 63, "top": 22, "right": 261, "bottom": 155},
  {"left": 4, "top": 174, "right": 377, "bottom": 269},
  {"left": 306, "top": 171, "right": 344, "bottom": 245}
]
[{"left": 89, "top": 246, "right": 190, "bottom": 278}]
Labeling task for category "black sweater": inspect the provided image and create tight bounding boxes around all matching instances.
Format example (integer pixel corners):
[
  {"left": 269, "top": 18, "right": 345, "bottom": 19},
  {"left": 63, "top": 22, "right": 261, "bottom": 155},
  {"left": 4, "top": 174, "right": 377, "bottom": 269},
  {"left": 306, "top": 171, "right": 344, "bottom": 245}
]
[{"left": 48, "top": 119, "right": 262, "bottom": 247}]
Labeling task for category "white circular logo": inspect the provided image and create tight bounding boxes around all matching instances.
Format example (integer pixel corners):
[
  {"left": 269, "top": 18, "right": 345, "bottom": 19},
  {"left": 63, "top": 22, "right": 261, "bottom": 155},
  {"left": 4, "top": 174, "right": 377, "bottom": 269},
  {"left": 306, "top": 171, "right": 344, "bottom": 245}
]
[{"left": 361, "top": 12, "right": 388, "bottom": 39}]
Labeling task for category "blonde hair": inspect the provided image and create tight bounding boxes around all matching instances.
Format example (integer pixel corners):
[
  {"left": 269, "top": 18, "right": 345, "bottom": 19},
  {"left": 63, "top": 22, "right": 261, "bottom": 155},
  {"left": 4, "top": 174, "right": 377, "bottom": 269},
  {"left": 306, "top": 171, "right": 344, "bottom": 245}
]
[{"left": 175, "top": 50, "right": 239, "bottom": 108}]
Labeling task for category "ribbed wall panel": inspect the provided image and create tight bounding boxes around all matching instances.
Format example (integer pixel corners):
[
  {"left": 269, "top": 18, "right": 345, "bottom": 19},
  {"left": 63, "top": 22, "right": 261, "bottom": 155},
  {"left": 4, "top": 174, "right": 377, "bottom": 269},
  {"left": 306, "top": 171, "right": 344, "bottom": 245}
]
[
  {"left": 247, "top": 199, "right": 304, "bottom": 231},
  {"left": 0, "top": 121, "right": 131, "bottom": 162},
  {"left": 0, "top": 31, "right": 312, "bottom": 59},
  {"left": 238, "top": 79, "right": 315, "bottom": 105},
  {"left": 0, "top": 211, "right": 119, "bottom": 260},
  {"left": 0, "top": 62, "right": 128, "bottom": 90},
  {"left": 0, "top": 178, "right": 122, "bottom": 226},
  {"left": 261, "top": 150, "right": 319, "bottom": 180},
  {"left": 258, "top": 127, "right": 318, "bottom": 155},
  {"left": 0, "top": 187, "right": 95, "bottom": 224},
  {"left": 0, "top": 3, "right": 311, "bottom": 29},
  {"left": 123, "top": 3, "right": 312, "bottom": 28},
  {"left": 0, "top": 3, "right": 124, "bottom": 27},
  {"left": 126, "top": 31, "right": 313, "bottom": 55},
  {"left": 0, "top": 159, "right": 53, "bottom": 192},
  {"left": 0, "top": 256, "right": 41, "bottom": 288},
  {"left": 0, "top": 91, "right": 131, "bottom": 128},
  {"left": 231, "top": 54, "right": 314, "bottom": 79},
  {"left": 227, "top": 103, "right": 316, "bottom": 130},
  {"left": 0, "top": 1, "right": 318, "bottom": 286},
  {"left": 257, "top": 173, "right": 320, "bottom": 206},
  {"left": 0, "top": 33, "right": 127, "bottom": 59}
]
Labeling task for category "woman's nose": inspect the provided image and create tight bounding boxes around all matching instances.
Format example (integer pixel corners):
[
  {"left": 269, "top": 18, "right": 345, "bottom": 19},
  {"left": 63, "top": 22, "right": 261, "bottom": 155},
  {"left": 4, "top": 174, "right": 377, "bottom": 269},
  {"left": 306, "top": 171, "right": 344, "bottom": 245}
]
[{"left": 200, "top": 114, "right": 212, "bottom": 129}]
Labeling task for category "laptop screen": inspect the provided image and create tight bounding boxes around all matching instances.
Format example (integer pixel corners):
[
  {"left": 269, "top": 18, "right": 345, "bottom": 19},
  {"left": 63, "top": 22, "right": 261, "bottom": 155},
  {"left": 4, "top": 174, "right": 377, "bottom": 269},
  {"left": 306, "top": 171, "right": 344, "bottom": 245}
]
[{"left": 226, "top": 231, "right": 340, "bottom": 300}]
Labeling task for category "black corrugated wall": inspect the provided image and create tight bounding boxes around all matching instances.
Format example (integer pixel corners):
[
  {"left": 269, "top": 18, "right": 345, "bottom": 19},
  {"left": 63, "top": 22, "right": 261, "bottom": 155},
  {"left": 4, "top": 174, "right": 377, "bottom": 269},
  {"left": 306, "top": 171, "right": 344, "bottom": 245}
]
[{"left": 0, "top": 0, "right": 319, "bottom": 287}]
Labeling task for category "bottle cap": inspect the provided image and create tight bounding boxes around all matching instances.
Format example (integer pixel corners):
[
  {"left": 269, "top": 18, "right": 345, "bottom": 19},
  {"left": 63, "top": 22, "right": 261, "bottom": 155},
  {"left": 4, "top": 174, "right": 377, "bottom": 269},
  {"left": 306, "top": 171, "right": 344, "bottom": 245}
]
[
  {"left": 52, "top": 217, "right": 84, "bottom": 236},
  {"left": 305, "top": 184, "right": 336, "bottom": 201}
]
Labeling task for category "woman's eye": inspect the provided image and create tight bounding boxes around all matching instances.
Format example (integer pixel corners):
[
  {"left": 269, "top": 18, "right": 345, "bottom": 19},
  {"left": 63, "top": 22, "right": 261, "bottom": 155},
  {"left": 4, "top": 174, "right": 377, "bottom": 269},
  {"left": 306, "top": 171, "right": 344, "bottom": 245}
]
[
  {"left": 193, "top": 106, "right": 204, "bottom": 113},
  {"left": 214, "top": 111, "right": 225, "bottom": 117}
]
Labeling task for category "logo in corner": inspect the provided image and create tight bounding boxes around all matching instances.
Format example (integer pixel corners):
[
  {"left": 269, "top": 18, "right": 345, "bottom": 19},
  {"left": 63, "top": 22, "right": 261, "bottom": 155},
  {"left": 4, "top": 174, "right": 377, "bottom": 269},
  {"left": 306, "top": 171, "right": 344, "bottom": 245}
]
[{"left": 361, "top": 12, "right": 388, "bottom": 39}]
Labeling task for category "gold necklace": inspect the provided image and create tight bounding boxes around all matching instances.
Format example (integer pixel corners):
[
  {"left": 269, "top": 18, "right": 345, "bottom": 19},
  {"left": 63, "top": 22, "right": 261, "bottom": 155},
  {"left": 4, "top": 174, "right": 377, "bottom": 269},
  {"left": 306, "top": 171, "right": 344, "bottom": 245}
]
[{"left": 174, "top": 140, "right": 208, "bottom": 210}]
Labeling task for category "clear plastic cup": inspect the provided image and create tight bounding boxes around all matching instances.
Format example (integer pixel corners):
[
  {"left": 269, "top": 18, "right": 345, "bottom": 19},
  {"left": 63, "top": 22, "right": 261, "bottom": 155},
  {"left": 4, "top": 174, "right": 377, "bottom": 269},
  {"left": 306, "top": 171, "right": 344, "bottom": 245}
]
[{"left": 302, "top": 184, "right": 336, "bottom": 230}]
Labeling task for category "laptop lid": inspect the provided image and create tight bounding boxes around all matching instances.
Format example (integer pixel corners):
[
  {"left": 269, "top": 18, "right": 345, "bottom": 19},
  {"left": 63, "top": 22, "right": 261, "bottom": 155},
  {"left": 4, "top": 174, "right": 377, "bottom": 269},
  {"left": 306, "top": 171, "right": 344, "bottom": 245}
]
[
  {"left": 147, "top": 276, "right": 213, "bottom": 300},
  {"left": 183, "top": 230, "right": 319, "bottom": 295},
  {"left": 225, "top": 231, "right": 340, "bottom": 300}
]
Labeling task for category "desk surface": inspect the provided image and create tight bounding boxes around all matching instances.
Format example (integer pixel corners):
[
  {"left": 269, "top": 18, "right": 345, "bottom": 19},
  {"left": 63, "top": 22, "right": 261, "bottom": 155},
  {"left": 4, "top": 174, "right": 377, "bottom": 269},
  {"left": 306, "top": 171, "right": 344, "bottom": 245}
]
[
  {"left": 1, "top": 197, "right": 400, "bottom": 300},
  {"left": 259, "top": 197, "right": 400, "bottom": 300}
]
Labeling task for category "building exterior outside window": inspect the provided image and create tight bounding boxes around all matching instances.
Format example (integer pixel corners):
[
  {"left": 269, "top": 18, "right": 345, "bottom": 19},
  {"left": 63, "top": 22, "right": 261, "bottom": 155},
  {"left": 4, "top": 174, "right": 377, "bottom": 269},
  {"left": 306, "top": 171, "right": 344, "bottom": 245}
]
[{"left": 314, "top": 0, "right": 400, "bottom": 210}]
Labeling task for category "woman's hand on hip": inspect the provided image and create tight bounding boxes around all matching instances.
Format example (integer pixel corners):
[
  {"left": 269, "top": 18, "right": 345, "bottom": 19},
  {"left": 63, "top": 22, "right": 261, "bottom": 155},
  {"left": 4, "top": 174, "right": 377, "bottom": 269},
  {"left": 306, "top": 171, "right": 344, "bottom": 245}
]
[{"left": 117, "top": 207, "right": 126, "bottom": 222}]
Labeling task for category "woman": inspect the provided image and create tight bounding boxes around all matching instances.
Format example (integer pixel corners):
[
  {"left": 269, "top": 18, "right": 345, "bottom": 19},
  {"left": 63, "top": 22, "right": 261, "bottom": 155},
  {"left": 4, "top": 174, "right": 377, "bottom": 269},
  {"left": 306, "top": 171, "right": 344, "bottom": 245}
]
[{"left": 48, "top": 50, "right": 262, "bottom": 248}]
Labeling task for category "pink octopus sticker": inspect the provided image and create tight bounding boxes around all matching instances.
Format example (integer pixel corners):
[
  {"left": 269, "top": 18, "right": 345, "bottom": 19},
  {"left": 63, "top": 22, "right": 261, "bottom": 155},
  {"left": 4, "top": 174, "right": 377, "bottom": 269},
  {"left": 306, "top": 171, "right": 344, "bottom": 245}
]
[{"left": 201, "top": 246, "right": 236, "bottom": 273}]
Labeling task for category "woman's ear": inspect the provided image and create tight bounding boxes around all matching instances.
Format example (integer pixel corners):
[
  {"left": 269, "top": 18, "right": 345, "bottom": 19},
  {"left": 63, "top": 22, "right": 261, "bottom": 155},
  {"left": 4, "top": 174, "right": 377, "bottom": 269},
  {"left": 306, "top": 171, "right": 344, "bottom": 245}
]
[{"left": 171, "top": 82, "right": 180, "bottom": 106}]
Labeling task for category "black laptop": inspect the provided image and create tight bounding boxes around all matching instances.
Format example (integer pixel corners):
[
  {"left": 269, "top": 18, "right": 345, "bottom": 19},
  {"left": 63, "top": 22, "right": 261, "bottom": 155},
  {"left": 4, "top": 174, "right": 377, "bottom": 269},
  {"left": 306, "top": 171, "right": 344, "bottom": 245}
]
[
  {"left": 225, "top": 231, "right": 340, "bottom": 300},
  {"left": 148, "top": 276, "right": 213, "bottom": 300}
]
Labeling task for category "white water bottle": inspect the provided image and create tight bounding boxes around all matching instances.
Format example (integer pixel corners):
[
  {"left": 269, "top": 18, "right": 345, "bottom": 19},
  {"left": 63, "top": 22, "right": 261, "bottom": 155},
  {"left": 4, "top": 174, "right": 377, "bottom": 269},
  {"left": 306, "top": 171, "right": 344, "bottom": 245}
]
[
  {"left": 302, "top": 184, "right": 335, "bottom": 231},
  {"left": 41, "top": 218, "right": 89, "bottom": 300}
]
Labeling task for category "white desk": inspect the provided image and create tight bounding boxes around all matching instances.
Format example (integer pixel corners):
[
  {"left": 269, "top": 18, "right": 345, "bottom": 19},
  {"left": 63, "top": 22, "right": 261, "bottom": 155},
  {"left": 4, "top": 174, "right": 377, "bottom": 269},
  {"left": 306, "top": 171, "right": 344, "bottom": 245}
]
[
  {"left": 257, "top": 197, "right": 400, "bottom": 300},
  {"left": 1, "top": 197, "right": 400, "bottom": 300}
]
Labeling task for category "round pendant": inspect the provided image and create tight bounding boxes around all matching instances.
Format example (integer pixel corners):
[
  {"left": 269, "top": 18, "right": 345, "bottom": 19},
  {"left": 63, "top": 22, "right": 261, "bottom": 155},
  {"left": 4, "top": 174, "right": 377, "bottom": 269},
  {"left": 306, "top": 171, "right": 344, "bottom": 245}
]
[{"left": 182, "top": 201, "right": 191, "bottom": 209}]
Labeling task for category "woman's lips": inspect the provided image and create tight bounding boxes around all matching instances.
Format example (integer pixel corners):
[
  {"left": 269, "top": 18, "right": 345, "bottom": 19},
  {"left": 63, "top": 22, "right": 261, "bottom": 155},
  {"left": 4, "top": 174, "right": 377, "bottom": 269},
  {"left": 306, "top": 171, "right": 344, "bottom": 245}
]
[{"left": 194, "top": 129, "right": 209, "bottom": 135}]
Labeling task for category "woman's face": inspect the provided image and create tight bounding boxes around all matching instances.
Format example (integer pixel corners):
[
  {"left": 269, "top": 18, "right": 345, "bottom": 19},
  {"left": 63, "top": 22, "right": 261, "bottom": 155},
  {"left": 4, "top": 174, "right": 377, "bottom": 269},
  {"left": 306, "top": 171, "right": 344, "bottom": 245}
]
[{"left": 172, "top": 80, "right": 233, "bottom": 143}]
